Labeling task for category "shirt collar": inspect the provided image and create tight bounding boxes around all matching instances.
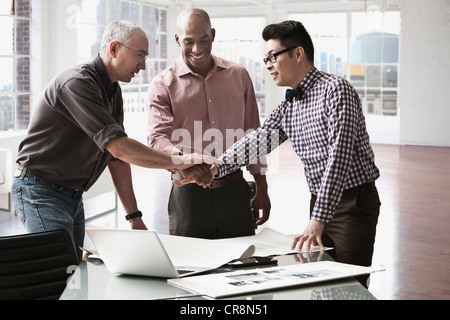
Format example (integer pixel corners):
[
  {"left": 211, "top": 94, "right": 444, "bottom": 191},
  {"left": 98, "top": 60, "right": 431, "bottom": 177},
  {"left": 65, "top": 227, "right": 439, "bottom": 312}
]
[
  {"left": 175, "top": 54, "right": 227, "bottom": 77},
  {"left": 298, "top": 66, "right": 320, "bottom": 95},
  {"left": 93, "top": 54, "right": 118, "bottom": 98}
]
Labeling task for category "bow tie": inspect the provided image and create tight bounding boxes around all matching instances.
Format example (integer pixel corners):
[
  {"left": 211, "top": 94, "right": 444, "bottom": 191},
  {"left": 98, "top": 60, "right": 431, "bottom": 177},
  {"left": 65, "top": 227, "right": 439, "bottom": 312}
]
[{"left": 285, "top": 87, "right": 302, "bottom": 102}]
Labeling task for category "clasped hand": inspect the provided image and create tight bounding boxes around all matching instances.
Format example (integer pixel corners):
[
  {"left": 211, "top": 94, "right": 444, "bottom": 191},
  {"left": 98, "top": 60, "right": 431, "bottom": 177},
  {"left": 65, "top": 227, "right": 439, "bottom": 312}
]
[
  {"left": 178, "top": 163, "right": 217, "bottom": 188},
  {"left": 171, "top": 153, "right": 220, "bottom": 188}
]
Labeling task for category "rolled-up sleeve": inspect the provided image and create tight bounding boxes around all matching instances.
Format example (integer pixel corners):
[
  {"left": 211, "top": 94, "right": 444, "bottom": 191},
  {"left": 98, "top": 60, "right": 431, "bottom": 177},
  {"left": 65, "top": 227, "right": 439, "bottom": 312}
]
[
  {"left": 93, "top": 123, "right": 128, "bottom": 151},
  {"left": 56, "top": 77, "right": 127, "bottom": 151}
]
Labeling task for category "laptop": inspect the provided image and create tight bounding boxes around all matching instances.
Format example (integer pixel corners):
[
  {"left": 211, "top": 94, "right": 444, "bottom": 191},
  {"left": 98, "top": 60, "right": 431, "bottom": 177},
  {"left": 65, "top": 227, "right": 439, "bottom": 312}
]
[{"left": 85, "top": 228, "right": 212, "bottom": 278}]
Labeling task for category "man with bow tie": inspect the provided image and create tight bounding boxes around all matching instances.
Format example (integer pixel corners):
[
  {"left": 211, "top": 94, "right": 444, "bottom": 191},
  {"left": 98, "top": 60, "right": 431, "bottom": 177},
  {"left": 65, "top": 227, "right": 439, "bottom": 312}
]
[{"left": 209, "top": 20, "right": 381, "bottom": 287}]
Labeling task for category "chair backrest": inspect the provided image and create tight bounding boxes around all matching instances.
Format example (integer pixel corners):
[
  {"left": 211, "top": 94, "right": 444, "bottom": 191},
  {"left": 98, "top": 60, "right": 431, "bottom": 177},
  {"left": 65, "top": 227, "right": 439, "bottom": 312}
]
[{"left": 0, "top": 229, "right": 79, "bottom": 300}]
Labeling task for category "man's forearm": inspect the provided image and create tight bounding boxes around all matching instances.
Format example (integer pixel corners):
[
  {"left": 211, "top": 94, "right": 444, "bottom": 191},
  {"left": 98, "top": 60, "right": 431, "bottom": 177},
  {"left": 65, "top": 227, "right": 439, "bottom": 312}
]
[
  {"left": 107, "top": 136, "right": 219, "bottom": 187},
  {"left": 107, "top": 160, "right": 138, "bottom": 213},
  {"left": 107, "top": 136, "right": 184, "bottom": 171},
  {"left": 108, "top": 160, "right": 147, "bottom": 230}
]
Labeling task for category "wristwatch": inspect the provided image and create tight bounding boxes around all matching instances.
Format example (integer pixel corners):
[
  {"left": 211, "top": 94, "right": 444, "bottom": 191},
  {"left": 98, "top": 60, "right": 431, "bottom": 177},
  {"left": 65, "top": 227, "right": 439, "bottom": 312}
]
[{"left": 125, "top": 210, "right": 142, "bottom": 221}]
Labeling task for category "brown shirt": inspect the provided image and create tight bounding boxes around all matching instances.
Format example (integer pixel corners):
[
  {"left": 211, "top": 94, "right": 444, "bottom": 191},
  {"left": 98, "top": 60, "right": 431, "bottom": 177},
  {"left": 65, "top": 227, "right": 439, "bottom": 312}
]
[{"left": 16, "top": 55, "right": 127, "bottom": 191}]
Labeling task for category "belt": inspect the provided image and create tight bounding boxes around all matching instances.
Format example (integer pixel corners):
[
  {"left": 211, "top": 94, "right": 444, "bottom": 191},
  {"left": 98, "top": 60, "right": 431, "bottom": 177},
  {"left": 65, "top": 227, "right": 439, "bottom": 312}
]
[
  {"left": 15, "top": 164, "right": 83, "bottom": 192},
  {"left": 342, "top": 181, "right": 375, "bottom": 194},
  {"left": 15, "top": 164, "right": 42, "bottom": 178},
  {"left": 172, "top": 169, "right": 243, "bottom": 189},
  {"left": 311, "top": 181, "right": 376, "bottom": 198}
]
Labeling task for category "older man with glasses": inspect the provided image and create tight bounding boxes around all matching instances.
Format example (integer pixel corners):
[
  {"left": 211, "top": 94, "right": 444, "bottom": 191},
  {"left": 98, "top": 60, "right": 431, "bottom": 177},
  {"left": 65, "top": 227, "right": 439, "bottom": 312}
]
[{"left": 11, "top": 20, "right": 217, "bottom": 260}]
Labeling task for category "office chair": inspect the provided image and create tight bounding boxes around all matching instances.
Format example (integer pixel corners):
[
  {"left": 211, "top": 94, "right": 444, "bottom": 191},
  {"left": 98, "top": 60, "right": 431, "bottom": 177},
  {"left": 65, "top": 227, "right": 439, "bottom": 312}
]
[{"left": 0, "top": 229, "right": 79, "bottom": 300}]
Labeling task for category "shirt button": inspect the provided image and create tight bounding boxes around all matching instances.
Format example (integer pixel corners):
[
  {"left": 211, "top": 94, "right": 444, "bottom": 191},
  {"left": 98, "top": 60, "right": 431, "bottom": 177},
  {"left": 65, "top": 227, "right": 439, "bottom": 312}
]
[
  {"left": 209, "top": 99, "right": 212, "bottom": 103},
  {"left": 211, "top": 120, "right": 215, "bottom": 125}
]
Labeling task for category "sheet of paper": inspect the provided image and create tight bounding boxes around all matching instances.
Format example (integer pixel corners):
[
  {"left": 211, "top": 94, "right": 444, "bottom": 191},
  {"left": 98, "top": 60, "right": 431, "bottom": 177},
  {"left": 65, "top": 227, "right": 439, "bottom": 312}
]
[
  {"left": 168, "top": 261, "right": 385, "bottom": 298},
  {"left": 158, "top": 228, "right": 330, "bottom": 269},
  {"left": 158, "top": 234, "right": 254, "bottom": 269}
]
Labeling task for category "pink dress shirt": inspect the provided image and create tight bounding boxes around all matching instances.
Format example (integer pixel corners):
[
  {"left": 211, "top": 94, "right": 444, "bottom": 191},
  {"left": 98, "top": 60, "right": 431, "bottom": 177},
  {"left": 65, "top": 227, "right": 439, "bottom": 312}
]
[{"left": 147, "top": 54, "right": 266, "bottom": 175}]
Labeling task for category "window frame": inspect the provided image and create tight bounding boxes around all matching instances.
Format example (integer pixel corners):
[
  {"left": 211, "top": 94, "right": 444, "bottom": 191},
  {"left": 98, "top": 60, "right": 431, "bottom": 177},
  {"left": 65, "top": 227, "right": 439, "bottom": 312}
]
[
  {"left": 84, "top": 0, "right": 168, "bottom": 114},
  {"left": 0, "top": 0, "right": 31, "bottom": 132},
  {"left": 289, "top": 9, "right": 400, "bottom": 117}
]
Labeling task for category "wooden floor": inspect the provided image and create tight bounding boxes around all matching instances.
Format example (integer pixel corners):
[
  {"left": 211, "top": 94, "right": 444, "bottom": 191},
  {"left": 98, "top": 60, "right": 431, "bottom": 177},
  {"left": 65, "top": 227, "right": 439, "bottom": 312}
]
[{"left": 1, "top": 143, "right": 449, "bottom": 300}]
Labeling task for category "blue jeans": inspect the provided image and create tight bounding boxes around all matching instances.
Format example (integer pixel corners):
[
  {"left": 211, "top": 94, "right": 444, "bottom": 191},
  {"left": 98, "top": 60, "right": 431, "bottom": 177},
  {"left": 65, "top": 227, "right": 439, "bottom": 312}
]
[{"left": 11, "top": 167, "right": 85, "bottom": 260}]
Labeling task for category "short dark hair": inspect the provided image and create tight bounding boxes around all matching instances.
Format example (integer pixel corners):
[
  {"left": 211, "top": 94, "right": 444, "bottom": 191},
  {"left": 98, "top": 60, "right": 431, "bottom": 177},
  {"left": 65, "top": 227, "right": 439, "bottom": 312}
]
[{"left": 262, "top": 20, "right": 314, "bottom": 64}]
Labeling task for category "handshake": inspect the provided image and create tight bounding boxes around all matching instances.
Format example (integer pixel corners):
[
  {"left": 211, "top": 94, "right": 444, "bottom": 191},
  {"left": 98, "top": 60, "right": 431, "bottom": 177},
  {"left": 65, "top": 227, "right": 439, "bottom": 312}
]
[{"left": 170, "top": 153, "right": 221, "bottom": 188}]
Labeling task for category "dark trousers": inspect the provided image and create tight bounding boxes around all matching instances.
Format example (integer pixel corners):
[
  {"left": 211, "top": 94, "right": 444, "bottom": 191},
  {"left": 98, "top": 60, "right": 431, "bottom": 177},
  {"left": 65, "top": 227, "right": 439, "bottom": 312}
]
[
  {"left": 168, "top": 177, "right": 255, "bottom": 239},
  {"left": 310, "top": 182, "right": 381, "bottom": 287}
]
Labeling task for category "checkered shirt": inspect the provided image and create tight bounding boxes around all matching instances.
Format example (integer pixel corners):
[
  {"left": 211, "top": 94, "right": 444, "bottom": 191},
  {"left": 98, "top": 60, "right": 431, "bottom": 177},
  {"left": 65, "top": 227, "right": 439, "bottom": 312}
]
[{"left": 217, "top": 67, "right": 380, "bottom": 223}]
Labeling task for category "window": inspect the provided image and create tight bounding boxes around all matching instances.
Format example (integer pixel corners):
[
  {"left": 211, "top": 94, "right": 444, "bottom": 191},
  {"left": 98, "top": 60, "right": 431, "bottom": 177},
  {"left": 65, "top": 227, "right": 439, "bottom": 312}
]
[
  {"left": 78, "top": 0, "right": 168, "bottom": 114},
  {"left": 211, "top": 17, "right": 267, "bottom": 116},
  {"left": 0, "top": 0, "right": 167, "bottom": 135},
  {"left": 289, "top": 13, "right": 347, "bottom": 78},
  {"left": 290, "top": 8, "right": 400, "bottom": 116},
  {"left": 0, "top": 0, "right": 31, "bottom": 131},
  {"left": 350, "top": 11, "right": 400, "bottom": 116}
]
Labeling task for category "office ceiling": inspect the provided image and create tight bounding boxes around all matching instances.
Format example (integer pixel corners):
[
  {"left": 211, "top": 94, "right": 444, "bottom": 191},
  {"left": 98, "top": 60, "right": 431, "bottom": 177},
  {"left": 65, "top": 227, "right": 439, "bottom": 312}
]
[
  {"left": 172, "top": 0, "right": 354, "bottom": 6},
  {"left": 161, "top": 0, "right": 400, "bottom": 13}
]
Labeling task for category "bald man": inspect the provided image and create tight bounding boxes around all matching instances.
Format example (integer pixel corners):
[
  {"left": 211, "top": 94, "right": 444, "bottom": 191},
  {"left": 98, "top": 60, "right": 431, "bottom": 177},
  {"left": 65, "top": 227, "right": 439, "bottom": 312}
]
[{"left": 147, "top": 9, "right": 271, "bottom": 239}]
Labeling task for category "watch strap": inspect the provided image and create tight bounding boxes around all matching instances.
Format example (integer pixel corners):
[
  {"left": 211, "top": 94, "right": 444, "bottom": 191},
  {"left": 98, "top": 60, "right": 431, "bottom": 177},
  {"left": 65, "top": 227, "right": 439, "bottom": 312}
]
[{"left": 125, "top": 210, "right": 142, "bottom": 221}]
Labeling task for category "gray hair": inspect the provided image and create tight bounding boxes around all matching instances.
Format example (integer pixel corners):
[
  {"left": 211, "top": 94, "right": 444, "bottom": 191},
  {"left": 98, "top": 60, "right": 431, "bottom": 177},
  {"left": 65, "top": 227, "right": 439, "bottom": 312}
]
[{"left": 101, "top": 20, "right": 145, "bottom": 55}]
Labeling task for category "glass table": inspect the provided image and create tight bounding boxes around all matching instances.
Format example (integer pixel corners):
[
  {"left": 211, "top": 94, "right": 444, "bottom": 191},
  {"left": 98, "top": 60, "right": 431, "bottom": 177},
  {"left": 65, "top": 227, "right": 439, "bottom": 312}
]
[{"left": 60, "top": 251, "right": 376, "bottom": 301}]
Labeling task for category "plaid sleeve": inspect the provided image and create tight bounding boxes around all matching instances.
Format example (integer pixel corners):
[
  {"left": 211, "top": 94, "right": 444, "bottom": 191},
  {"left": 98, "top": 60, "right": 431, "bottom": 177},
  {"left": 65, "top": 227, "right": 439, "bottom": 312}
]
[{"left": 217, "top": 103, "right": 289, "bottom": 178}]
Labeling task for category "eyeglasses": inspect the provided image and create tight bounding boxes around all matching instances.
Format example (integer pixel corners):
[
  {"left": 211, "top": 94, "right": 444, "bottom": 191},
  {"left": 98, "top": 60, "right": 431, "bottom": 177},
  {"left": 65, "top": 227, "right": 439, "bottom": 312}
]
[
  {"left": 263, "top": 46, "right": 299, "bottom": 65},
  {"left": 118, "top": 42, "right": 148, "bottom": 62}
]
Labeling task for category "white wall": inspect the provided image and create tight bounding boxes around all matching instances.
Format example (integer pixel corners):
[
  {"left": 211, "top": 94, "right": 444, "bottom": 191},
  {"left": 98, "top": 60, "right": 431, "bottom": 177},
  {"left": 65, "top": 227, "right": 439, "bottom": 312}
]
[
  {"left": 166, "top": 5, "right": 184, "bottom": 65},
  {"left": 398, "top": 0, "right": 450, "bottom": 146},
  {"left": 31, "top": 0, "right": 80, "bottom": 95}
]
